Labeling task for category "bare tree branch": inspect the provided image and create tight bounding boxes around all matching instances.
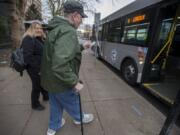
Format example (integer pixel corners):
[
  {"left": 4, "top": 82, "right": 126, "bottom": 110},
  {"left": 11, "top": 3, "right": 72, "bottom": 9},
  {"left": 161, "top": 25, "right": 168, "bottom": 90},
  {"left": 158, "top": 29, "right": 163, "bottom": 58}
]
[{"left": 46, "top": 0, "right": 101, "bottom": 17}]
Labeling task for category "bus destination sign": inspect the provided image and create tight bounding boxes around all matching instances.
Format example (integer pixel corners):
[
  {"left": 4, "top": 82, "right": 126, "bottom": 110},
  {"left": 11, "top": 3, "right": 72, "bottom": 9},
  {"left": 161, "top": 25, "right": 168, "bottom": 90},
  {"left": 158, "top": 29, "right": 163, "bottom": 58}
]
[{"left": 128, "top": 15, "right": 146, "bottom": 24}]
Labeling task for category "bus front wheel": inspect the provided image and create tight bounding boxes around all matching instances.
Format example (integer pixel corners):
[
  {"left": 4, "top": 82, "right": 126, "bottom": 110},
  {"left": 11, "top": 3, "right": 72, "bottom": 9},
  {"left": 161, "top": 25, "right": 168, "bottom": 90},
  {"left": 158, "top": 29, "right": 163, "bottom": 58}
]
[{"left": 121, "top": 59, "right": 138, "bottom": 86}]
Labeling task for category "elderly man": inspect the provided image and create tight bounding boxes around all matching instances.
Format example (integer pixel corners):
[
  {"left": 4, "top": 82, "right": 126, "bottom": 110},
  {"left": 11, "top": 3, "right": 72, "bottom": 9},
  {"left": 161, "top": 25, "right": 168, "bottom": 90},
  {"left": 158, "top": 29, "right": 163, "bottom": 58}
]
[{"left": 41, "top": 1, "right": 94, "bottom": 135}]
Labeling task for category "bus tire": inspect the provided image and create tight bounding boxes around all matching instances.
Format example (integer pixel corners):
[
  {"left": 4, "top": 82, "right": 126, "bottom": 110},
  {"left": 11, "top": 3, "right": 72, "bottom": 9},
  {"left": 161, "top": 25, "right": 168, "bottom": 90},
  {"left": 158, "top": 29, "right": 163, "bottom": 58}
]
[{"left": 121, "top": 59, "right": 138, "bottom": 86}]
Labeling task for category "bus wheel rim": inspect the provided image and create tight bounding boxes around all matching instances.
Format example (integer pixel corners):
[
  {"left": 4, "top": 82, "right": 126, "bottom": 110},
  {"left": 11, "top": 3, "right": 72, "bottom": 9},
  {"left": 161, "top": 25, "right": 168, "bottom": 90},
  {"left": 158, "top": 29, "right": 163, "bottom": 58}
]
[{"left": 125, "top": 65, "right": 135, "bottom": 80}]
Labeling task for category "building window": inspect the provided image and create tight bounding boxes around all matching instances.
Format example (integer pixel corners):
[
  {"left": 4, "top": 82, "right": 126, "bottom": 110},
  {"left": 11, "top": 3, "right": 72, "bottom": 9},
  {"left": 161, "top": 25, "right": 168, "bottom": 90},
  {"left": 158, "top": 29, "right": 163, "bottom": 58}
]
[{"left": 0, "top": 15, "right": 10, "bottom": 46}]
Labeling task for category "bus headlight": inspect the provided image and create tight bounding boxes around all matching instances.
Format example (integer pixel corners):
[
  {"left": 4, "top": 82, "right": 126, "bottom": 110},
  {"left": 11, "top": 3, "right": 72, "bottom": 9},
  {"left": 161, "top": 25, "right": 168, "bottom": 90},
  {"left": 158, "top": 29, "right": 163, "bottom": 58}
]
[
  {"left": 138, "top": 54, "right": 145, "bottom": 64},
  {"left": 139, "top": 60, "right": 144, "bottom": 65}
]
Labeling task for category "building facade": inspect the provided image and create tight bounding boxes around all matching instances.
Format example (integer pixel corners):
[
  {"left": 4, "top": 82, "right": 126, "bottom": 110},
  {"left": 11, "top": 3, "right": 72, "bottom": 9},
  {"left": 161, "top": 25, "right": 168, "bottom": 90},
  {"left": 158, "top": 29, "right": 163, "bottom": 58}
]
[{"left": 0, "top": 0, "right": 42, "bottom": 48}]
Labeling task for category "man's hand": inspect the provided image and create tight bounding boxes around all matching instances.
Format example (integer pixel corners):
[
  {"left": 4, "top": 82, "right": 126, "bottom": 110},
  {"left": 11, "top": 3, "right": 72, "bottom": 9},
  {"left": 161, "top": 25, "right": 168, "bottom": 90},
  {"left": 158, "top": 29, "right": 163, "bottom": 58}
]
[{"left": 74, "top": 82, "right": 84, "bottom": 92}]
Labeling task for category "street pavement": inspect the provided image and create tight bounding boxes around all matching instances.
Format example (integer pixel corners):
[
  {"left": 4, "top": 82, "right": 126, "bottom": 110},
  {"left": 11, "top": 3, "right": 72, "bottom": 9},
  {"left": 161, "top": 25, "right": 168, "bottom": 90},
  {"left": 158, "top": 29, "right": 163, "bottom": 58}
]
[{"left": 0, "top": 50, "right": 180, "bottom": 135}]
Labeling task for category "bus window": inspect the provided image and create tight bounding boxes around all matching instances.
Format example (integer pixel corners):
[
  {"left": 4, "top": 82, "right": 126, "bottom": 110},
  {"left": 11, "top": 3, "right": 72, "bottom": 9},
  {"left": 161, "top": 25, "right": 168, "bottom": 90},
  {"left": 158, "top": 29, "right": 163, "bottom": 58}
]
[
  {"left": 107, "top": 19, "right": 121, "bottom": 43},
  {"left": 127, "top": 29, "right": 136, "bottom": 40},
  {"left": 159, "top": 20, "right": 172, "bottom": 43},
  {"left": 102, "top": 23, "right": 109, "bottom": 41},
  {"left": 123, "top": 26, "right": 137, "bottom": 43},
  {"left": 98, "top": 25, "right": 102, "bottom": 41},
  {"left": 123, "top": 23, "right": 149, "bottom": 46},
  {"left": 154, "top": 19, "right": 173, "bottom": 57},
  {"left": 107, "top": 26, "right": 121, "bottom": 43},
  {"left": 137, "top": 29, "right": 147, "bottom": 41},
  {"left": 170, "top": 24, "right": 180, "bottom": 57},
  {"left": 98, "top": 30, "right": 102, "bottom": 40},
  {"left": 136, "top": 24, "right": 149, "bottom": 44}
]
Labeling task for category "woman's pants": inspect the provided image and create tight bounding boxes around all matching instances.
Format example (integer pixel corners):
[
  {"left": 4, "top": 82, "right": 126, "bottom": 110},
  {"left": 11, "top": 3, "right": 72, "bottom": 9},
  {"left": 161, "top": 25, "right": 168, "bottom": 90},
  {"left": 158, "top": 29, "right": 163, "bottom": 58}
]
[{"left": 27, "top": 67, "right": 48, "bottom": 107}]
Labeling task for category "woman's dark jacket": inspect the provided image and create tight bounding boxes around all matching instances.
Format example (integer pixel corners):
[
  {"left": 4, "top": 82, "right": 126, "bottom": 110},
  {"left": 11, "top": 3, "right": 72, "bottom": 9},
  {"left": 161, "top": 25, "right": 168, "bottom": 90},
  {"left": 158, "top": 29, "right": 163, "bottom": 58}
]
[{"left": 21, "top": 35, "right": 44, "bottom": 72}]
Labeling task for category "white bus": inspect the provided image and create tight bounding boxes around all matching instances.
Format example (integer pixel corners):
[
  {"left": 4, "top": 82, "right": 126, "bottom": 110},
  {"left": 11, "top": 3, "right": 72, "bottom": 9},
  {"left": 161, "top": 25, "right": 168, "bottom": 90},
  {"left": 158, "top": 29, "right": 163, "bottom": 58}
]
[{"left": 93, "top": 0, "right": 180, "bottom": 104}]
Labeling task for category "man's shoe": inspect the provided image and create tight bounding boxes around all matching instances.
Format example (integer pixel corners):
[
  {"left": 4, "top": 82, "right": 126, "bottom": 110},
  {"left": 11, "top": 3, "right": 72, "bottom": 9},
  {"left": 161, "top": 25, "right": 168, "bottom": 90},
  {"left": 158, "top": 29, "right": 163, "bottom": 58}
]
[
  {"left": 47, "top": 128, "right": 56, "bottom": 135},
  {"left": 74, "top": 113, "right": 94, "bottom": 125},
  {"left": 47, "top": 118, "right": 65, "bottom": 135},
  {"left": 32, "top": 104, "right": 45, "bottom": 111},
  {"left": 61, "top": 118, "right": 65, "bottom": 127}
]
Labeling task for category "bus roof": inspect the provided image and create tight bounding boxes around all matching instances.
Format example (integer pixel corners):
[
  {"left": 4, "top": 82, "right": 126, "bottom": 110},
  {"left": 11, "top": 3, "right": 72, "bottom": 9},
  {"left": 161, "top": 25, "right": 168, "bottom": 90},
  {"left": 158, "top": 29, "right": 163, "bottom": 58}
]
[{"left": 101, "top": 0, "right": 163, "bottom": 24}]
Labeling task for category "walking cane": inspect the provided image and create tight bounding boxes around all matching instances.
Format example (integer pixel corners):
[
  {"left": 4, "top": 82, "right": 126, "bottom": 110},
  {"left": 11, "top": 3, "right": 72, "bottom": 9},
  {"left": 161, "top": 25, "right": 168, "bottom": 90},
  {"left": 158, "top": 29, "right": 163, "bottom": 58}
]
[{"left": 78, "top": 92, "right": 84, "bottom": 135}]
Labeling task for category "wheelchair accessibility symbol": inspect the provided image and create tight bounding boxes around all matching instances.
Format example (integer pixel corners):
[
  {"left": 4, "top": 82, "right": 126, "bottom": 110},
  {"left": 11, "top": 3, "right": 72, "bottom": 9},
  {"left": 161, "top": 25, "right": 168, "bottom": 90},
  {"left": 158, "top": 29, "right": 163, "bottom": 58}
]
[{"left": 111, "top": 49, "right": 117, "bottom": 61}]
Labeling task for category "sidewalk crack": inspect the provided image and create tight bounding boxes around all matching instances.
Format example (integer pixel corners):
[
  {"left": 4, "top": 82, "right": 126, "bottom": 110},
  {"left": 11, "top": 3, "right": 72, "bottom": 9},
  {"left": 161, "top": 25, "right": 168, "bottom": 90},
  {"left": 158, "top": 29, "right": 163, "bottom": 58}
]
[
  {"left": 20, "top": 110, "right": 33, "bottom": 135},
  {"left": 82, "top": 68, "right": 106, "bottom": 135}
]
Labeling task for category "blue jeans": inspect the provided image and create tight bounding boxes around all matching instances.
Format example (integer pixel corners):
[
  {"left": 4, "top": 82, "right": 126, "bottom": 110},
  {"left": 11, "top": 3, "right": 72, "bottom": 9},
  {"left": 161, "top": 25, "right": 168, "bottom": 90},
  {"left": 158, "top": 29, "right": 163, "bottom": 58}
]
[{"left": 48, "top": 89, "right": 82, "bottom": 131}]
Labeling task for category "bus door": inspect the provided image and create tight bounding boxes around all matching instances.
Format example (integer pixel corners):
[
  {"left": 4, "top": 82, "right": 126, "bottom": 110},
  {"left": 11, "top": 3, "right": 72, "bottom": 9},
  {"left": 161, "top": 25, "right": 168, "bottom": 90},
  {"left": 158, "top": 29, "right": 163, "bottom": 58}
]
[
  {"left": 166, "top": 19, "right": 180, "bottom": 76},
  {"left": 143, "top": 4, "right": 180, "bottom": 104}
]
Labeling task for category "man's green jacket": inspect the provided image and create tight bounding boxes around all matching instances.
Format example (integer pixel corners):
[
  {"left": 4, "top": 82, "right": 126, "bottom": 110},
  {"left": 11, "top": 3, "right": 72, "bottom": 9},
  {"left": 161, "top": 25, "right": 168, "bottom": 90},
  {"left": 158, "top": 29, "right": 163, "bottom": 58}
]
[{"left": 41, "top": 16, "right": 82, "bottom": 92}]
